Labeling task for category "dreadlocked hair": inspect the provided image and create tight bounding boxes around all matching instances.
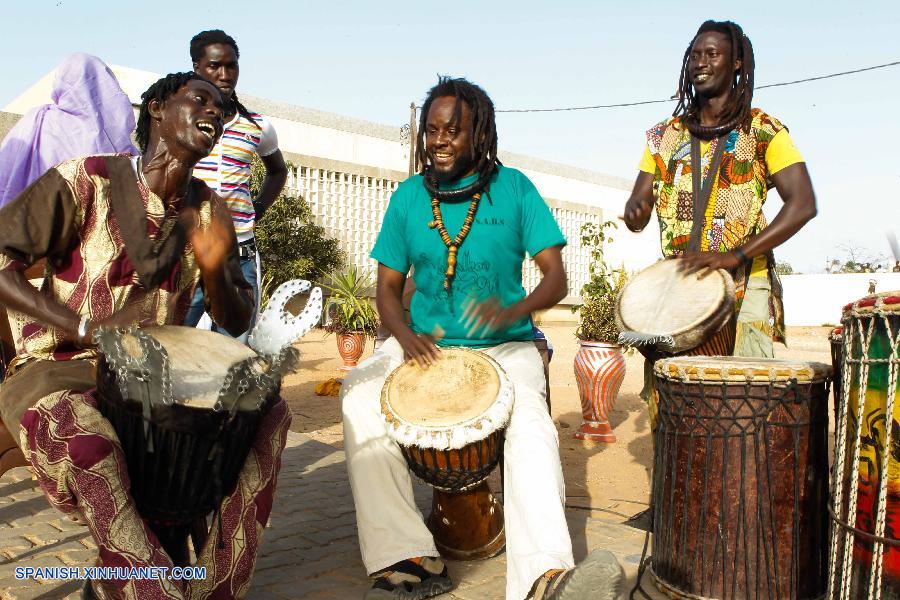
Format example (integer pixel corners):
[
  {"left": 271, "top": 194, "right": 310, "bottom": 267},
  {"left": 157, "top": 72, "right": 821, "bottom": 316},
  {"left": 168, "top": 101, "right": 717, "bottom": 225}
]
[
  {"left": 189, "top": 29, "right": 259, "bottom": 129},
  {"left": 135, "top": 72, "right": 205, "bottom": 152},
  {"left": 416, "top": 76, "right": 500, "bottom": 186},
  {"left": 673, "top": 20, "right": 755, "bottom": 133}
]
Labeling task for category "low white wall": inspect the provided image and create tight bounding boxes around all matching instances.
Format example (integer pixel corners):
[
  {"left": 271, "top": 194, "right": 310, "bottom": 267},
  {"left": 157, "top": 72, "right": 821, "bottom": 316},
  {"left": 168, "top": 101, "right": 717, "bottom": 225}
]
[{"left": 781, "top": 273, "right": 900, "bottom": 326}]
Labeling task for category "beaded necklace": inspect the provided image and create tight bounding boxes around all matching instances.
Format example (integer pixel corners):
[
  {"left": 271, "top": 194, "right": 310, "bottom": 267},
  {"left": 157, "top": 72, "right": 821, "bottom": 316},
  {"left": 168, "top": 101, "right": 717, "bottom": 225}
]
[{"left": 428, "top": 192, "right": 481, "bottom": 290}]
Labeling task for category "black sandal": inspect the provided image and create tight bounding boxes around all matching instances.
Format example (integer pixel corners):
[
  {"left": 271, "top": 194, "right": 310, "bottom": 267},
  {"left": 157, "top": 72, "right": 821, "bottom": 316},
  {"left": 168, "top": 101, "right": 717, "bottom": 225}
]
[{"left": 365, "top": 559, "right": 453, "bottom": 599}]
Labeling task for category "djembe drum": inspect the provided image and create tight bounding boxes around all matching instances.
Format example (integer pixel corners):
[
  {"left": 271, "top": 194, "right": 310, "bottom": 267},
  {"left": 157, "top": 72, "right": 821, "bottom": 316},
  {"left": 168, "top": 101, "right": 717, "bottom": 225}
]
[
  {"left": 649, "top": 356, "right": 831, "bottom": 600},
  {"left": 828, "top": 292, "right": 900, "bottom": 600},
  {"left": 381, "top": 348, "right": 513, "bottom": 561},
  {"left": 616, "top": 258, "right": 737, "bottom": 357},
  {"left": 95, "top": 326, "right": 290, "bottom": 565}
]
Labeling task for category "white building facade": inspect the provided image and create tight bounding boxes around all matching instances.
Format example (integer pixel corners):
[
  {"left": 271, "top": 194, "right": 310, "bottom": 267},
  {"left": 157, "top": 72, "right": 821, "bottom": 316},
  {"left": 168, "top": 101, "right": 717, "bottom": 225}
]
[{"left": 3, "top": 64, "right": 662, "bottom": 304}]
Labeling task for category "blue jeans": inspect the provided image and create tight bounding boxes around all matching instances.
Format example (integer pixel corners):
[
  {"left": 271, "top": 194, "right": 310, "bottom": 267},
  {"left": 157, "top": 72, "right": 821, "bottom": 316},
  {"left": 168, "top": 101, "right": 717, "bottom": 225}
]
[{"left": 184, "top": 253, "right": 259, "bottom": 344}]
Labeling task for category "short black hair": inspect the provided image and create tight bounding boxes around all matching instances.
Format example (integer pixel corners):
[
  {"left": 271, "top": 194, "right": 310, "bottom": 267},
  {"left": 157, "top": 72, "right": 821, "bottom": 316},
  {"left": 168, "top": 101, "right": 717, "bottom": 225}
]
[
  {"left": 673, "top": 20, "right": 755, "bottom": 132},
  {"left": 188, "top": 29, "right": 258, "bottom": 129},
  {"left": 190, "top": 29, "right": 239, "bottom": 62},
  {"left": 135, "top": 72, "right": 204, "bottom": 152},
  {"left": 416, "top": 76, "right": 500, "bottom": 184}
]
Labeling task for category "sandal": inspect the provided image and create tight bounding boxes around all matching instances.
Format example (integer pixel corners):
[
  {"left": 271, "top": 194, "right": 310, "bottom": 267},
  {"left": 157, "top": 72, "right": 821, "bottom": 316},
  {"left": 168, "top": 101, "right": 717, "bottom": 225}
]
[{"left": 365, "top": 557, "right": 453, "bottom": 599}]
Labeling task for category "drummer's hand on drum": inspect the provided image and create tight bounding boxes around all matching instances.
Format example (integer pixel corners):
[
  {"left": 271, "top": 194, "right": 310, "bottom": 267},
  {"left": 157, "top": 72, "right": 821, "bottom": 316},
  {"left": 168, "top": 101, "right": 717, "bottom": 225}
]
[
  {"left": 78, "top": 304, "right": 146, "bottom": 346},
  {"left": 679, "top": 251, "right": 742, "bottom": 276},
  {"left": 461, "top": 296, "right": 519, "bottom": 338},
  {"left": 396, "top": 329, "right": 441, "bottom": 368}
]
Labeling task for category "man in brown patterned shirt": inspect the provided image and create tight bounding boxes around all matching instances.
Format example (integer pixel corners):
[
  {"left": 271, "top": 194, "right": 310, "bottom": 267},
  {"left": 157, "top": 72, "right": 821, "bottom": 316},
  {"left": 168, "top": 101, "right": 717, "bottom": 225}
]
[{"left": 0, "top": 72, "right": 289, "bottom": 599}]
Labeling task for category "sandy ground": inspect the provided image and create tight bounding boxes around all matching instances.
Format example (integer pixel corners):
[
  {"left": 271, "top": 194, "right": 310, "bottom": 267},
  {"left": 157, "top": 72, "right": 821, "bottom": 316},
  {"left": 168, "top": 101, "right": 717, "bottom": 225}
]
[{"left": 280, "top": 324, "right": 834, "bottom": 521}]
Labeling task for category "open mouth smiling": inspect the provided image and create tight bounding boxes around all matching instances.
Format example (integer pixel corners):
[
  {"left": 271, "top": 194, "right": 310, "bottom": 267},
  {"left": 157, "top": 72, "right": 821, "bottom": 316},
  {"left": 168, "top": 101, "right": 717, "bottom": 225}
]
[{"left": 196, "top": 120, "right": 219, "bottom": 141}]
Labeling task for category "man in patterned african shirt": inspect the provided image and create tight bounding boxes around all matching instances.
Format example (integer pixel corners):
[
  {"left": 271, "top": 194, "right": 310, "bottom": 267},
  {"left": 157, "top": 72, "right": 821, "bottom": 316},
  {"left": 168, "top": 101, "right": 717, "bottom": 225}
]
[
  {"left": 623, "top": 20, "right": 817, "bottom": 358},
  {"left": 0, "top": 72, "right": 287, "bottom": 600}
]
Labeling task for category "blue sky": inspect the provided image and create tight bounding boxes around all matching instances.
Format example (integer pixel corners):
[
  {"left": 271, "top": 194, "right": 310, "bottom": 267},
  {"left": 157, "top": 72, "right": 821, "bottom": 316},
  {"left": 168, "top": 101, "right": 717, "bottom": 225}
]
[{"left": 1, "top": 0, "right": 898, "bottom": 272}]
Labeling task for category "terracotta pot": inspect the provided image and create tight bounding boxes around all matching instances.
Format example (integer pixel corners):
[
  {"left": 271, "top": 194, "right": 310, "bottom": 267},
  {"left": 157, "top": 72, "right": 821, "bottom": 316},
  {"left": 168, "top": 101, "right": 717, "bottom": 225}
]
[
  {"left": 573, "top": 341, "right": 625, "bottom": 442},
  {"left": 337, "top": 332, "right": 366, "bottom": 371}
]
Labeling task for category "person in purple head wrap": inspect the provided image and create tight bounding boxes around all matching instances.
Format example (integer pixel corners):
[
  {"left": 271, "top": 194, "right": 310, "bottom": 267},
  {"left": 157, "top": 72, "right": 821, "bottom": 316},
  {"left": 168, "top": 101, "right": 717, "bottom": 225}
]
[{"left": 0, "top": 52, "right": 137, "bottom": 208}]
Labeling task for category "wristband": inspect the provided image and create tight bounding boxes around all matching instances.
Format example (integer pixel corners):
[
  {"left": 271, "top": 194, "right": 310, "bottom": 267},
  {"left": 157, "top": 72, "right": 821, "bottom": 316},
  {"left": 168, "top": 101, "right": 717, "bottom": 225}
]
[
  {"left": 732, "top": 247, "right": 749, "bottom": 266},
  {"left": 77, "top": 316, "right": 90, "bottom": 343}
]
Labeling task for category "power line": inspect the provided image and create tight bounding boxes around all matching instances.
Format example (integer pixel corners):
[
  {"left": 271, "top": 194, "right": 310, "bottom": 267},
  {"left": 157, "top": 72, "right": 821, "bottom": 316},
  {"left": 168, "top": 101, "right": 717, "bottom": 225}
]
[{"left": 490, "top": 59, "right": 900, "bottom": 114}]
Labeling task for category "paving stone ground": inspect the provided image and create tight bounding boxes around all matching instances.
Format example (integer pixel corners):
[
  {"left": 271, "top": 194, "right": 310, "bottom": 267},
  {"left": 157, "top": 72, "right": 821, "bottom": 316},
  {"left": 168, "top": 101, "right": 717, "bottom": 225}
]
[{"left": 0, "top": 431, "right": 666, "bottom": 600}]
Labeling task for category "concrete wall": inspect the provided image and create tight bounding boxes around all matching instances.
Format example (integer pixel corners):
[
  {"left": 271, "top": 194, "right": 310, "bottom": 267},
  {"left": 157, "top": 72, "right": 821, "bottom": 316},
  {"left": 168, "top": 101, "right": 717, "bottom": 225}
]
[
  {"left": 781, "top": 273, "right": 900, "bottom": 326},
  {"left": 0, "top": 111, "right": 18, "bottom": 143}
]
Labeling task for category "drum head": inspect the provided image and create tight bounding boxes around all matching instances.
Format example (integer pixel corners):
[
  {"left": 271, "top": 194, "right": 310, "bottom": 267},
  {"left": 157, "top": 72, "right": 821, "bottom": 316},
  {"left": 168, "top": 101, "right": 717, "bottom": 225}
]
[
  {"left": 381, "top": 348, "right": 514, "bottom": 450},
  {"left": 129, "top": 326, "right": 263, "bottom": 408},
  {"left": 655, "top": 356, "right": 831, "bottom": 384},
  {"left": 616, "top": 259, "right": 735, "bottom": 352}
]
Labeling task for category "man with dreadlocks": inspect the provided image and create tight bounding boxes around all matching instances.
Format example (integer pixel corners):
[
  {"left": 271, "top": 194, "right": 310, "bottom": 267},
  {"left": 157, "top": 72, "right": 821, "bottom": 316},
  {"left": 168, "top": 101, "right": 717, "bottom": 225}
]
[
  {"left": 624, "top": 20, "right": 817, "bottom": 362},
  {"left": 0, "top": 72, "right": 288, "bottom": 599},
  {"left": 340, "top": 76, "right": 623, "bottom": 600},
  {"left": 184, "top": 29, "right": 288, "bottom": 342}
]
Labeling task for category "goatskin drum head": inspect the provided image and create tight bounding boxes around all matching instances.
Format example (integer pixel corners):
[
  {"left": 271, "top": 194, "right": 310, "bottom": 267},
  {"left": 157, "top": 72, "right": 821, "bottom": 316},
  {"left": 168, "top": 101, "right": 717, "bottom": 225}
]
[
  {"left": 616, "top": 258, "right": 735, "bottom": 352},
  {"left": 383, "top": 348, "right": 501, "bottom": 428},
  {"left": 128, "top": 326, "right": 264, "bottom": 408}
]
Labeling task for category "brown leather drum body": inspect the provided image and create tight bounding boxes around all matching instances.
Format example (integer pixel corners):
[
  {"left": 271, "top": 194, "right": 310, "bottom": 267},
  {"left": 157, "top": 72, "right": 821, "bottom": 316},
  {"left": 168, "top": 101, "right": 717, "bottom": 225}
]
[
  {"left": 382, "top": 348, "right": 511, "bottom": 561},
  {"left": 651, "top": 357, "right": 830, "bottom": 600},
  {"left": 402, "top": 430, "right": 505, "bottom": 561}
]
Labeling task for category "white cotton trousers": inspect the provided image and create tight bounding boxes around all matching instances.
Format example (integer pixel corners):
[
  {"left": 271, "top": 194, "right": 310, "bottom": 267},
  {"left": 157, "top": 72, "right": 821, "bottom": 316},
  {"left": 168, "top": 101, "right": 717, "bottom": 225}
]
[{"left": 341, "top": 337, "right": 574, "bottom": 600}]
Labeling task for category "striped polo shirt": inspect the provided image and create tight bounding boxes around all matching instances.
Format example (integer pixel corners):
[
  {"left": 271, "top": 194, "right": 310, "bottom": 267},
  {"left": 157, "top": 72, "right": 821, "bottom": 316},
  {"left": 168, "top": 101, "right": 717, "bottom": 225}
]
[{"left": 193, "top": 110, "right": 279, "bottom": 242}]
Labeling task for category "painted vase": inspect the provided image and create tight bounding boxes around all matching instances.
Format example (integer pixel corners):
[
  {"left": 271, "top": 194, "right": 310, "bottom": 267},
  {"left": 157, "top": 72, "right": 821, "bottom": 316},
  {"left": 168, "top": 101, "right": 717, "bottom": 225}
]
[
  {"left": 337, "top": 332, "right": 366, "bottom": 371},
  {"left": 573, "top": 341, "right": 626, "bottom": 442}
]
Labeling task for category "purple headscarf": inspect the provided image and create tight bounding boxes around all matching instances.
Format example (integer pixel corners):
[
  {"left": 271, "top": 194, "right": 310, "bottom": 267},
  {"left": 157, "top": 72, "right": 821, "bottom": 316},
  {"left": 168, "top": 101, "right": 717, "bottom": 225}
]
[{"left": 0, "top": 53, "right": 138, "bottom": 208}]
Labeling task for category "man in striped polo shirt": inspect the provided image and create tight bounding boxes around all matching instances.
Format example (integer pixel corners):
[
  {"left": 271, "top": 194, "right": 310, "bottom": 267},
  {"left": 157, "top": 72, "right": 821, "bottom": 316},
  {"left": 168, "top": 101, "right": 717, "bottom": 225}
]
[{"left": 185, "top": 29, "right": 288, "bottom": 341}]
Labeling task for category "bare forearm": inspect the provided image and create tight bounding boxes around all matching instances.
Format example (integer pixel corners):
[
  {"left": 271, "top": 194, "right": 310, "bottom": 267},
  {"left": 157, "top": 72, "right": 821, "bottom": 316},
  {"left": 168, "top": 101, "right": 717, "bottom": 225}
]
[
  {"left": 375, "top": 287, "right": 414, "bottom": 341},
  {"left": 738, "top": 206, "right": 816, "bottom": 260},
  {"left": 0, "top": 270, "right": 81, "bottom": 337},
  {"left": 254, "top": 172, "right": 287, "bottom": 221},
  {"left": 737, "top": 164, "right": 817, "bottom": 260},
  {"left": 508, "top": 266, "right": 567, "bottom": 321}
]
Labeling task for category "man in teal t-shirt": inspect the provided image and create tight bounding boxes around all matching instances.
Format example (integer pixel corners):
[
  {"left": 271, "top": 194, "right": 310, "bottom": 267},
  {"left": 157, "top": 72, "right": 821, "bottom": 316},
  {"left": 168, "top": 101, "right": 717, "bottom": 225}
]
[
  {"left": 371, "top": 165, "right": 566, "bottom": 348},
  {"left": 341, "top": 77, "right": 622, "bottom": 600}
]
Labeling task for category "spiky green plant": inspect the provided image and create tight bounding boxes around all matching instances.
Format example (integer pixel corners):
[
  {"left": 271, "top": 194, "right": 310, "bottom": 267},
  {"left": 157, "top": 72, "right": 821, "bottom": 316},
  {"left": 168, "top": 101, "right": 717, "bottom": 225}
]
[{"left": 320, "top": 265, "right": 380, "bottom": 337}]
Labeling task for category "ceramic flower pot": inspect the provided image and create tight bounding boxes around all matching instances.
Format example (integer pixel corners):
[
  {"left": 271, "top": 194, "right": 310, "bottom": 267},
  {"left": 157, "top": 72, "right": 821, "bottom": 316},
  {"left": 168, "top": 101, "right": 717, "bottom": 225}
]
[
  {"left": 573, "top": 341, "right": 626, "bottom": 442},
  {"left": 337, "top": 332, "right": 366, "bottom": 371}
]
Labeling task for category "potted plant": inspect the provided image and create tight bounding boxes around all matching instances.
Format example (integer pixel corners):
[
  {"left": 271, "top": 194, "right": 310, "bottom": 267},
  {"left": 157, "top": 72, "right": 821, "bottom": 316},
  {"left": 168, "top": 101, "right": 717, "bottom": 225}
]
[
  {"left": 322, "top": 265, "right": 380, "bottom": 370},
  {"left": 572, "top": 220, "right": 628, "bottom": 443}
]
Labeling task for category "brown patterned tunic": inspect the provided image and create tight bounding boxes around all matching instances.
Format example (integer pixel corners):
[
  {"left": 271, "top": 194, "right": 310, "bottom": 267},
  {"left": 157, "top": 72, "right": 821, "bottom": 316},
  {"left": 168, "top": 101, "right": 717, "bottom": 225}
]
[{"left": 0, "top": 154, "right": 249, "bottom": 367}]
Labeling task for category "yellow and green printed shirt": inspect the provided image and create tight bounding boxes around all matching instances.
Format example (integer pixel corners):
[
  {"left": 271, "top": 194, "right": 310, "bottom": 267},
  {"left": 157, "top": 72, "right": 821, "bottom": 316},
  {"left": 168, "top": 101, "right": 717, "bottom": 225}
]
[{"left": 638, "top": 109, "right": 804, "bottom": 343}]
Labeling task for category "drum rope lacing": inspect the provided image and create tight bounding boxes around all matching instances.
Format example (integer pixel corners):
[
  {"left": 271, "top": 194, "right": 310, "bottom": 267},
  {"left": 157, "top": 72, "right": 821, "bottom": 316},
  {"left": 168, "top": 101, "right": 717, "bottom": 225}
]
[
  {"left": 631, "top": 362, "right": 830, "bottom": 600},
  {"left": 827, "top": 295, "right": 900, "bottom": 600}
]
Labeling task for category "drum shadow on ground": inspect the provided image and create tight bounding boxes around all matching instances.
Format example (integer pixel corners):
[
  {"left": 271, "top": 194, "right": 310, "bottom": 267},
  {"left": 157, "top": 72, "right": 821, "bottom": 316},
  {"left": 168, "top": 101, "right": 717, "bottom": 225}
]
[{"left": 554, "top": 390, "right": 654, "bottom": 562}]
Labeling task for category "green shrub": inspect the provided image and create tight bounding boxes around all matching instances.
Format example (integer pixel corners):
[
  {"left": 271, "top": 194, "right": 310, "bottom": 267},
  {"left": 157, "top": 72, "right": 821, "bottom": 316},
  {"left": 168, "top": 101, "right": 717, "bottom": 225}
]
[
  {"left": 571, "top": 220, "right": 628, "bottom": 343},
  {"left": 320, "top": 265, "right": 380, "bottom": 337}
]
